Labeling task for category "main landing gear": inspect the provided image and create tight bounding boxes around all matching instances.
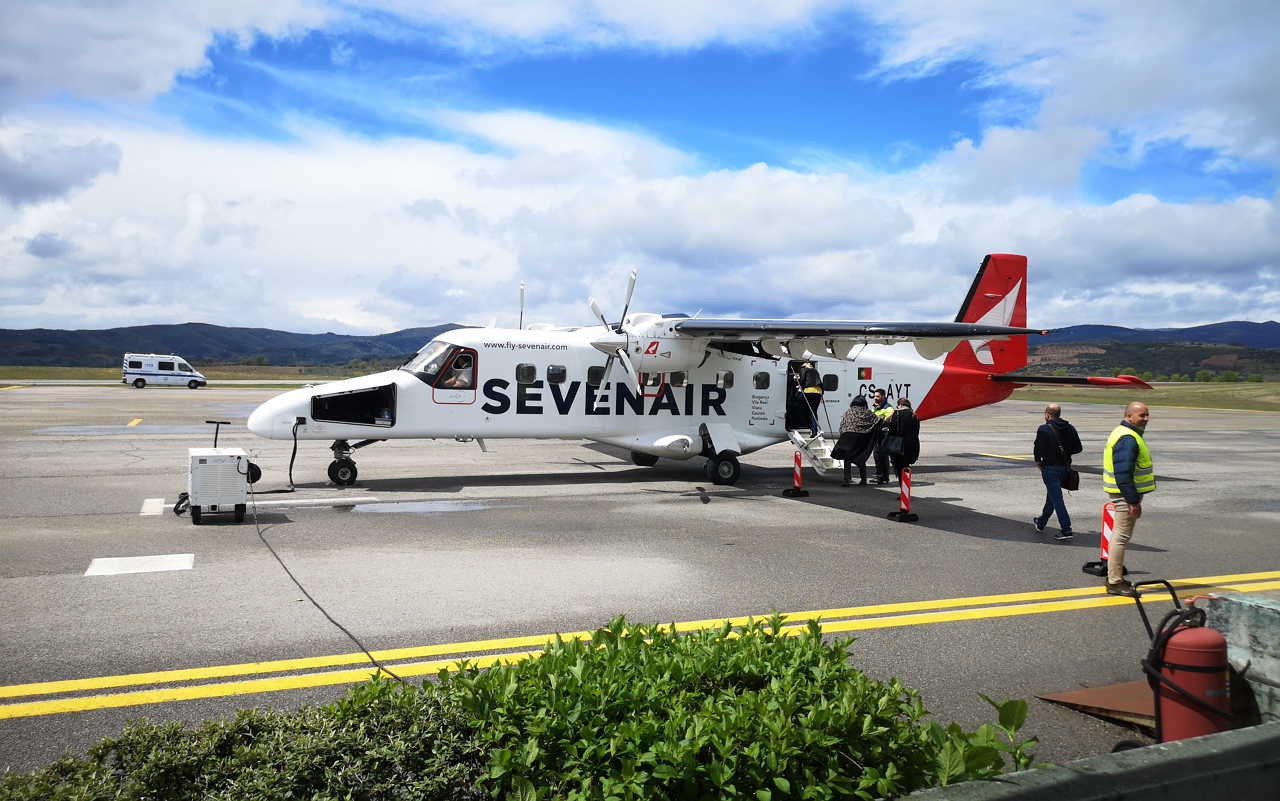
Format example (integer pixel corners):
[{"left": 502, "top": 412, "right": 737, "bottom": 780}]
[
  {"left": 327, "top": 438, "right": 384, "bottom": 486},
  {"left": 703, "top": 451, "right": 741, "bottom": 485}
]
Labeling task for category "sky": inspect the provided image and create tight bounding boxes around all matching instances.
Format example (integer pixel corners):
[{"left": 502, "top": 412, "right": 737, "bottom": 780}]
[{"left": 1, "top": 1, "right": 1277, "bottom": 334}]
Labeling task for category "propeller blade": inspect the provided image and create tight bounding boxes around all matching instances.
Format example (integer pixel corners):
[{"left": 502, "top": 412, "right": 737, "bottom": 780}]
[
  {"left": 617, "top": 270, "right": 637, "bottom": 332},
  {"left": 588, "top": 297, "right": 609, "bottom": 329},
  {"left": 593, "top": 353, "right": 616, "bottom": 409},
  {"left": 617, "top": 348, "right": 641, "bottom": 390}
]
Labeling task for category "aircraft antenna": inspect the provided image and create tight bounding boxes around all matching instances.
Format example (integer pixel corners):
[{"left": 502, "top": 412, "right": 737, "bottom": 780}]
[{"left": 518, "top": 281, "right": 526, "bottom": 330}]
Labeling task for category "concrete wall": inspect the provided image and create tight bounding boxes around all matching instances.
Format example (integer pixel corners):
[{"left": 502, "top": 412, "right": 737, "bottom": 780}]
[{"left": 909, "top": 720, "right": 1280, "bottom": 800}]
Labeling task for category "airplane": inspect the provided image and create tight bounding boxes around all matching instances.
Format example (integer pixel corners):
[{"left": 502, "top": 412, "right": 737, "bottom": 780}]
[{"left": 246, "top": 254, "right": 1148, "bottom": 486}]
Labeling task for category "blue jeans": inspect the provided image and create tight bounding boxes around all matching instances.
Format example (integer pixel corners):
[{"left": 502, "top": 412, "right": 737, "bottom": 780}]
[{"left": 1035, "top": 465, "right": 1072, "bottom": 532}]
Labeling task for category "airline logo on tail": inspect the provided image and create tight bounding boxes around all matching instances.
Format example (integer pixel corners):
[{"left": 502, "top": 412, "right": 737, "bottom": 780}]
[{"left": 952, "top": 254, "right": 1028, "bottom": 374}]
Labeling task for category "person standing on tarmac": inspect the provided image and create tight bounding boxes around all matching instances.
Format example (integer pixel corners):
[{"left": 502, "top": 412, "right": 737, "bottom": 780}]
[
  {"left": 1032, "top": 403, "right": 1082, "bottom": 541},
  {"left": 799, "top": 361, "right": 824, "bottom": 437},
  {"left": 835, "top": 396, "right": 881, "bottom": 486},
  {"left": 1102, "top": 401, "right": 1156, "bottom": 597},
  {"left": 886, "top": 397, "right": 920, "bottom": 483},
  {"left": 870, "top": 389, "right": 894, "bottom": 483}
]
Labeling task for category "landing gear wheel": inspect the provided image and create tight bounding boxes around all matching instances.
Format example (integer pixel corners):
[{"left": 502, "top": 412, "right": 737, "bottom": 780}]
[
  {"left": 188, "top": 380, "right": 200, "bottom": 389},
  {"left": 133, "top": 378, "right": 146, "bottom": 389},
  {"left": 246, "top": 461, "right": 262, "bottom": 484},
  {"left": 706, "top": 452, "right": 741, "bottom": 486},
  {"left": 233, "top": 504, "right": 246, "bottom": 524},
  {"left": 190, "top": 505, "right": 202, "bottom": 525},
  {"left": 631, "top": 451, "right": 659, "bottom": 467},
  {"left": 328, "top": 458, "right": 358, "bottom": 486}
]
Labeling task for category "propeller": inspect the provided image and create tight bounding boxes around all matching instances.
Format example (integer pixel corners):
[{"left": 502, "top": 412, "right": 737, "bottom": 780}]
[{"left": 588, "top": 271, "right": 641, "bottom": 392}]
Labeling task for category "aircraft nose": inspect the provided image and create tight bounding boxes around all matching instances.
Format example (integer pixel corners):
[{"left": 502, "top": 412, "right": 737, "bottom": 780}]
[
  {"left": 247, "top": 391, "right": 306, "bottom": 438},
  {"left": 246, "top": 400, "right": 275, "bottom": 438}
]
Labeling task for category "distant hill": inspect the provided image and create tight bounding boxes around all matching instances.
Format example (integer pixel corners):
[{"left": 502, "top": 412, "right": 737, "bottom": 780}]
[
  {"left": 0, "top": 323, "right": 463, "bottom": 366},
  {"left": 0, "top": 319, "right": 1274, "bottom": 369},
  {"left": 1030, "top": 320, "right": 1280, "bottom": 379},
  {"left": 1042, "top": 320, "right": 1280, "bottom": 348}
]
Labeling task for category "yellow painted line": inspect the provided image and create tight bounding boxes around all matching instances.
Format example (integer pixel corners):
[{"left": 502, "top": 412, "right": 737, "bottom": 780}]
[
  {"left": 0, "top": 652, "right": 540, "bottom": 720},
  {"left": 0, "top": 631, "right": 586, "bottom": 700},
  {"left": 977, "top": 453, "right": 1034, "bottom": 461},
  {"left": 0, "top": 385, "right": 25, "bottom": 391},
  {"left": 126, "top": 418, "right": 142, "bottom": 427},
  {"left": 1, "top": 570, "right": 1276, "bottom": 718}
]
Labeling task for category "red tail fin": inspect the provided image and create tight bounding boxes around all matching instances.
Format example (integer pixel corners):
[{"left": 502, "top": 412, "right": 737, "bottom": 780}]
[
  {"left": 917, "top": 254, "right": 1029, "bottom": 420},
  {"left": 951, "top": 253, "right": 1028, "bottom": 374}
]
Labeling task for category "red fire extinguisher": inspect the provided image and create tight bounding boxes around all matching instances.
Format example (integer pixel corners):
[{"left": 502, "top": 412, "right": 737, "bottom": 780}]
[{"left": 1141, "top": 603, "right": 1232, "bottom": 742}]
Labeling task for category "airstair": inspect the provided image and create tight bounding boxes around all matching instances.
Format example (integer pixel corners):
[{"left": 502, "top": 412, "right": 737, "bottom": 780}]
[{"left": 787, "top": 430, "right": 839, "bottom": 475}]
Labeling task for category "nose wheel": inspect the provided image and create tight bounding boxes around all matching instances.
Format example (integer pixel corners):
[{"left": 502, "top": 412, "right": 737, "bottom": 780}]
[
  {"left": 327, "top": 458, "right": 358, "bottom": 486},
  {"left": 327, "top": 439, "right": 383, "bottom": 486}
]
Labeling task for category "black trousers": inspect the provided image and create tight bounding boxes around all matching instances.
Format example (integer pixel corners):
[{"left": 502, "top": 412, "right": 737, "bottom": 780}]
[
  {"left": 804, "top": 394, "right": 822, "bottom": 433},
  {"left": 842, "top": 460, "right": 868, "bottom": 484}
]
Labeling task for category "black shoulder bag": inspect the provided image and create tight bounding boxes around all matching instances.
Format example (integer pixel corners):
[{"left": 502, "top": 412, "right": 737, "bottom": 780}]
[{"left": 1048, "top": 425, "right": 1080, "bottom": 491}]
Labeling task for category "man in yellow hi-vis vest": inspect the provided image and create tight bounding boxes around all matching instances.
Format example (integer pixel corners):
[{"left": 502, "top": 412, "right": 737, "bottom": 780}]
[{"left": 1102, "top": 401, "right": 1155, "bottom": 597}]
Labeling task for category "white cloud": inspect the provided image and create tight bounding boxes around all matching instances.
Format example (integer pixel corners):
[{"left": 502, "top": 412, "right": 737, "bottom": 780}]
[
  {"left": 356, "top": 0, "right": 847, "bottom": 51},
  {"left": 0, "top": 2, "right": 1275, "bottom": 335},
  {"left": 0, "top": 1, "right": 331, "bottom": 109},
  {"left": 0, "top": 129, "right": 122, "bottom": 206},
  {"left": 1, "top": 110, "right": 1275, "bottom": 335},
  {"left": 856, "top": 0, "right": 1280, "bottom": 166}
]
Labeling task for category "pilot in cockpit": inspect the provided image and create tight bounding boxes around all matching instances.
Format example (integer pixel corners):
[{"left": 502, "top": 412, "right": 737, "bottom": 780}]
[{"left": 441, "top": 353, "right": 474, "bottom": 389}]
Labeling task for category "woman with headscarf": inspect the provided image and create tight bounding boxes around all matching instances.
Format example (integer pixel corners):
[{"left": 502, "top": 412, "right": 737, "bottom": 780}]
[{"left": 832, "top": 396, "right": 882, "bottom": 486}]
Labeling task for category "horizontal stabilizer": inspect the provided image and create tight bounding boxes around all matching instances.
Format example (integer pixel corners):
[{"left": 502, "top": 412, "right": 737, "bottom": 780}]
[{"left": 991, "top": 373, "right": 1153, "bottom": 390}]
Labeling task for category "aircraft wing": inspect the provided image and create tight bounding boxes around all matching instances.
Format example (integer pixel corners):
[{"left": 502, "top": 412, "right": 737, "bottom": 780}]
[{"left": 672, "top": 319, "right": 1046, "bottom": 360}]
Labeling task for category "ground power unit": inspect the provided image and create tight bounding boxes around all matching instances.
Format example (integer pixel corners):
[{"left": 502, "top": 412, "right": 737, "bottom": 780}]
[{"left": 187, "top": 448, "right": 249, "bottom": 524}]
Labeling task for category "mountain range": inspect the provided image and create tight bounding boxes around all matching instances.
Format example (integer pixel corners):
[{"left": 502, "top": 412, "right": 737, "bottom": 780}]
[{"left": 0, "top": 320, "right": 1276, "bottom": 367}]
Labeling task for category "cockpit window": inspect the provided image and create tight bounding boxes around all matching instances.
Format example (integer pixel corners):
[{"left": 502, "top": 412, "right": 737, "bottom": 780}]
[{"left": 401, "top": 341, "right": 454, "bottom": 385}]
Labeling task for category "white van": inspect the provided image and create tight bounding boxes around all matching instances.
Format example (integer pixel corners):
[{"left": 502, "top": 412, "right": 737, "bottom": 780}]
[{"left": 122, "top": 353, "right": 207, "bottom": 389}]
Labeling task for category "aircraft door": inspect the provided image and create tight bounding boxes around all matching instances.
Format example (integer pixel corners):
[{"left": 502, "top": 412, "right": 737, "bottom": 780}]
[
  {"left": 433, "top": 349, "right": 478, "bottom": 405},
  {"left": 784, "top": 360, "right": 809, "bottom": 431}
]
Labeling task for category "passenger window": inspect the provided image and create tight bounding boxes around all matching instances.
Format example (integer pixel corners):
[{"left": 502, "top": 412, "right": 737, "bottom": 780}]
[
  {"left": 158, "top": 361, "right": 174, "bottom": 371},
  {"left": 822, "top": 374, "right": 839, "bottom": 392},
  {"left": 668, "top": 371, "right": 688, "bottom": 387},
  {"left": 515, "top": 363, "right": 536, "bottom": 385},
  {"left": 547, "top": 365, "right": 567, "bottom": 384},
  {"left": 642, "top": 372, "right": 663, "bottom": 388},
  {"left": 128, "top": 361, "right": 142, "bottom": 369},
  {"left": 178, "top": 363, "right": 191, "bottom": 372},
  {"left": 715, "top": 370, "right": 734, "bottom": 389},
  {"left": 753, "top": 372, "right": 770, "bottom": 390}
]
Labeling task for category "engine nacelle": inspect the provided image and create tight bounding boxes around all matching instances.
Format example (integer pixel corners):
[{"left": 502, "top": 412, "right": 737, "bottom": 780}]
[
  {"left": 625, "top": 314, "right": 709, "bottom": 373},
  {"left": 624, "top": 313, "right": 716, "bottom": 373}
]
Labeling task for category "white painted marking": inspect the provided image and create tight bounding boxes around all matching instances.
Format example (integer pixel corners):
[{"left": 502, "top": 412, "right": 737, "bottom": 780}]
[
  {"left": 251, "top": 497, "right": 381, "bottom": 509},
  {"left": 85, "top": 554, "right": 195, "bottom": 577},
  {"left": 153, "top": 496, "right": 381, "bottom": 513},
  {"left": 139, "top": 498, "right": 165, "bottom": 516}
]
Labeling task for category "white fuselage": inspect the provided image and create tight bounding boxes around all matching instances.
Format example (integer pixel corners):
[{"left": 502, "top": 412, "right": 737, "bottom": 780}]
[{"left": 247, "top": 325, "right": 949, "bottom": 458}]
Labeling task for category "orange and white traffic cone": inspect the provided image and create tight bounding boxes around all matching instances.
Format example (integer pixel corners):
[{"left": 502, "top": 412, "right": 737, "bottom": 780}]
[
  {"left": 1082, "top": 501, "right": 1126, "bottom": 576},
  {"left": 782, "top": 450, "right": 809, "bottom": 497},
  {"left": 888, "top": 467, "right": 918, "bottom": 522}
]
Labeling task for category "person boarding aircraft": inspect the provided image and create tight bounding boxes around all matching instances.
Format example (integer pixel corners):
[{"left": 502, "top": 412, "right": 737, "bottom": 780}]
[{"left": 247, "top": 254, "right": 1147, "bottom": 486}]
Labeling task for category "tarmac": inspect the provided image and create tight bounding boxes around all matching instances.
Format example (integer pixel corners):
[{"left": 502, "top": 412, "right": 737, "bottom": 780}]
[{"left": 1, "top": 384, "right": 1278, "bottom": 774}]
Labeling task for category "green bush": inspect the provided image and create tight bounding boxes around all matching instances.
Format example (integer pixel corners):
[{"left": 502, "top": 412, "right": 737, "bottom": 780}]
[
  {"left": 0, "top": 680, "right": 486, "bottom": 801},
  {"left": 2, "top": 617, "right": 1036, "bottom": 801},
  {"left": 442, "top": 616, "right": 1036, "bottom": 800}
]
